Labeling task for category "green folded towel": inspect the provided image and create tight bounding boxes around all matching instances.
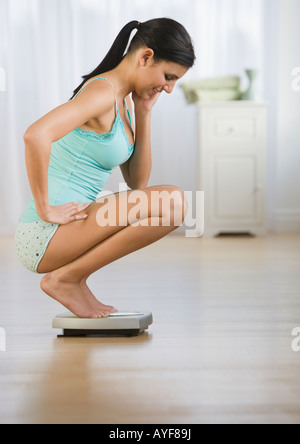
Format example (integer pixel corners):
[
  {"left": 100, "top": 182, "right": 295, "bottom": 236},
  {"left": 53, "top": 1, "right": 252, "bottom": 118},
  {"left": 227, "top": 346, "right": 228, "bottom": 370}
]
[
  {"left": 195, "top": 89, "right": 242, "bottom": 102},
  {"left": 181, "top": 76, "right": 241, "bottom": 91},
  {"left": 180, "top": 76, "right": 242, "bottom": 104}
]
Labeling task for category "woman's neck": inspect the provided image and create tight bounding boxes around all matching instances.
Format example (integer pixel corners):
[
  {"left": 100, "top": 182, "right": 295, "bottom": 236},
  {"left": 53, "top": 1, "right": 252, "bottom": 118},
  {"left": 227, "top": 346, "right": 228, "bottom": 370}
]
[{"left": 104, "top": 55, "right": 137, "bottom": 101}]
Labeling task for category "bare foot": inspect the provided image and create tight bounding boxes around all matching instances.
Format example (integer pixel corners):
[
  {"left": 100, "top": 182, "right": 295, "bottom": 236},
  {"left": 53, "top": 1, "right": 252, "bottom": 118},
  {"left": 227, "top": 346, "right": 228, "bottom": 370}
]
[
  {"left": 79, "top": 280, "right": 118, "bottom": 314},
  {"left": 40, "top": 272, "right": 110, "bottom": 318}
]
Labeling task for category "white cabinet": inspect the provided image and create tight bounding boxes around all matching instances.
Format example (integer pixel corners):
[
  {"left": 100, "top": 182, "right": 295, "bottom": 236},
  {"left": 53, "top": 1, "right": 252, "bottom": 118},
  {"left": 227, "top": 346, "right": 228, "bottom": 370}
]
[{"left": 197, "top": 102, "right": 268, "bottom": 237}]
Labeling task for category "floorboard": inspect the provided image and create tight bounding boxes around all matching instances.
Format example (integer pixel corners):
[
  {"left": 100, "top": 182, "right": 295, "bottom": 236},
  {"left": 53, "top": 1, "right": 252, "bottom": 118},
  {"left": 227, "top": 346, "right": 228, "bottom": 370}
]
[{"left": 1, "top": 233, "right": 300, "bottom": 424}]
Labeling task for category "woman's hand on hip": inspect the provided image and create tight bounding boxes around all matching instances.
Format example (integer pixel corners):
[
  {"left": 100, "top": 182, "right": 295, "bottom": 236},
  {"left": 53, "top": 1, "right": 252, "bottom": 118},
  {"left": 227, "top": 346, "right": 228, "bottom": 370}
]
[{"left": 38, "top": 202, "right": 91, "bottom": 225}]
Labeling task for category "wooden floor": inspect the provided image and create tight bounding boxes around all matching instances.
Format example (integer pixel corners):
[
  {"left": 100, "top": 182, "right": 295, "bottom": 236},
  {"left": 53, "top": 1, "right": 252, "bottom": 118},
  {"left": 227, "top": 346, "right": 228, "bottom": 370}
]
[{"left": 0, "top": 232, "right": 300, "bottom": 424}]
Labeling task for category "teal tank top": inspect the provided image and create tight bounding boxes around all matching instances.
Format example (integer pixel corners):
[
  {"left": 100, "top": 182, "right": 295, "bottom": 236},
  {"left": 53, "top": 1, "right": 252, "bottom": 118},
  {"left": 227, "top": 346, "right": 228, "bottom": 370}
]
[{"left": 19, "top": 77, "right": 135, "bottom": 223}]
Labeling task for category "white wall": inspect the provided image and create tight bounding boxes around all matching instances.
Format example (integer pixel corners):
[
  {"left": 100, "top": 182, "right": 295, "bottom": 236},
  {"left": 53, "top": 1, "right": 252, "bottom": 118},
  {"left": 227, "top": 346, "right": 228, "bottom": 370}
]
[
  {"left": 275, "top": 0, "right": 300, "bottom": 232},
  {"left": 264, "top": 0, "right": 300, "bottom": 232}
]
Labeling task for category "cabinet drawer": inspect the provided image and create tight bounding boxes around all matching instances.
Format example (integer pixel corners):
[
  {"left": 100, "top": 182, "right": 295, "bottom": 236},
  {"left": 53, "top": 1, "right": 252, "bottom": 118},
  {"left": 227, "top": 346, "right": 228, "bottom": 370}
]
[
  {"left": 215, "top": 117, "right": 255, "bottom": 137},
  {"left": 200, "top": 107, "right": 266, "bottom": 149}
]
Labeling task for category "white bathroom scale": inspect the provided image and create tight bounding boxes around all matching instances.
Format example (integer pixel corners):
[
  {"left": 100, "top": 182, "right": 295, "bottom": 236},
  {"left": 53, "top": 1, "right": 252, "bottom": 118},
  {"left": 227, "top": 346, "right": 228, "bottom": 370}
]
[{"left": 53, "top": 311, "right": 153, "bottom": 337}]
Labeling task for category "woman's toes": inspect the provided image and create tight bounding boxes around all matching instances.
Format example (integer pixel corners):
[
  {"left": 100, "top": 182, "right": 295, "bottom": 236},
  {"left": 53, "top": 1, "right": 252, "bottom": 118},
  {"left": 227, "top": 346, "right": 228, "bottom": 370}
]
[
  {"left": 94, "top": 311, "right": 110, "bottom": 318},
  {"left": 110, "top": 307, "right": 118, "bottom": 313}
]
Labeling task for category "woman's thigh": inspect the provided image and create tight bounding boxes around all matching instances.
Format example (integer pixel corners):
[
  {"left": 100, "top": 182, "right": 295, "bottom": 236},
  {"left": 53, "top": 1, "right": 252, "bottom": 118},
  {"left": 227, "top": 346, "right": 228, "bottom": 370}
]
[{"left": 37, "top": 185, "right": 187, "bottom": 273}]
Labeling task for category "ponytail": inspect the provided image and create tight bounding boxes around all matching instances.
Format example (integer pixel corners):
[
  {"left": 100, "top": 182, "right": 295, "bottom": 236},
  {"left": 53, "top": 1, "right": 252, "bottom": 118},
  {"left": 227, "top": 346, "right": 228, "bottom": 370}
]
[
  {"left": 70, "top": 20, "right": 139, "bottom": 99},
  {"left": 70, "top": 18, "right": 195, "bottom": 100}
]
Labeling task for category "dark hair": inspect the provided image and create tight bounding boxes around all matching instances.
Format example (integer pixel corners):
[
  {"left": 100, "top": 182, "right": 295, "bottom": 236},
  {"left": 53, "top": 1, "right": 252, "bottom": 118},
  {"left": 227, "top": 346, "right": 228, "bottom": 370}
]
[{"left": 70, "top": 18, "right": 196, "bottom": 100}]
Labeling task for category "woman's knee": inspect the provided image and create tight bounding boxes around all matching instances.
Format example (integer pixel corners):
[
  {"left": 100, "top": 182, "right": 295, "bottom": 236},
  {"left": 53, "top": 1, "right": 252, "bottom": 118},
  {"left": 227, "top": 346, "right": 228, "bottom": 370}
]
[
  {"left": 146, "top": 185, "right": 188, "bottom": 226},
  {"left": 168, "top": 186, "right": 188, "bottom": 225},
  {"left": 92, "top": 185, "right": 188, "bottom": 228}
]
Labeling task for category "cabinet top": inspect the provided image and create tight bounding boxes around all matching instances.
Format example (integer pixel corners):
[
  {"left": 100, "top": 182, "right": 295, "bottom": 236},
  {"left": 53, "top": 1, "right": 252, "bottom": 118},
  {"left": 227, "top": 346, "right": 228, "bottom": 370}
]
[{"left": 197, "top": 101, "right": 268, "bottom": 108}]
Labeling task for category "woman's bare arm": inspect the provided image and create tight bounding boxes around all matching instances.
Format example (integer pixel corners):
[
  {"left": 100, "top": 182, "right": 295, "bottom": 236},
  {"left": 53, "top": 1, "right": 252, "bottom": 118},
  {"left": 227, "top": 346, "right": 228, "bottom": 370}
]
[
  {"left": 24, "top": 81, "right": 115, "bottom": 217},
  {"left": 128, "top": 110, "right": 152, "bottom": 188},
  {"left": 120, "top": 91, "right": 160, "bottom": 189}
]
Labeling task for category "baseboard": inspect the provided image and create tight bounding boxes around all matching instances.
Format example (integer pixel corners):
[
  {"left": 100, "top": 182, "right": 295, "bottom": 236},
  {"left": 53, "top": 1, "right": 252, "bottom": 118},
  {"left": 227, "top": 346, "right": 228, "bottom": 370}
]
[{"left": 272, "top": 210, "right": 300, "bottom": 233}]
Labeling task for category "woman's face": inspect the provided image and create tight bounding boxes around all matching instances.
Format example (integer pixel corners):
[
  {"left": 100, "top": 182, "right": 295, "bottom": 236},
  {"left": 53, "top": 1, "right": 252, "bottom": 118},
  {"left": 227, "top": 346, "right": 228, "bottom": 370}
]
[{"left": 135, "top": 49, "right": 189, "bottom": 99}]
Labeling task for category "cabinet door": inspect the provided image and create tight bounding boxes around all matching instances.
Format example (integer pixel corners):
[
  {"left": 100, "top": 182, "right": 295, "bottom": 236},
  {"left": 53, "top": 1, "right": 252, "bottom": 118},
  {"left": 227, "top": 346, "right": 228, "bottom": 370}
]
[{"left": 208, "top": 154, "right": 262, "bottom": 225}]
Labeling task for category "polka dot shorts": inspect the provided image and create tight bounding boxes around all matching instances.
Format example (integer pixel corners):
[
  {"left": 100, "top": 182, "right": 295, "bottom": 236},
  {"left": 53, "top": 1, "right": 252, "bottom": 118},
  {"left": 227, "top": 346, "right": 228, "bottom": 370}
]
[{"left": 14, "top": 221, "right": 60, "bottom": 273}]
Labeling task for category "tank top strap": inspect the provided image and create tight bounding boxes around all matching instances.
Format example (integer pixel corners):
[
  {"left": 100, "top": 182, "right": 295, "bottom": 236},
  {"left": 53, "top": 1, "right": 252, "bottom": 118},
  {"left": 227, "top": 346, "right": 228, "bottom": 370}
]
[
  {"left": 124, "top": 97, "right": 134, "bottom": 132},
  {"left": 100, "top": 77, "right": 118, "bottom": 112},
  {"left": 72, "top": 76, "right": 118, "bottom": 116}
]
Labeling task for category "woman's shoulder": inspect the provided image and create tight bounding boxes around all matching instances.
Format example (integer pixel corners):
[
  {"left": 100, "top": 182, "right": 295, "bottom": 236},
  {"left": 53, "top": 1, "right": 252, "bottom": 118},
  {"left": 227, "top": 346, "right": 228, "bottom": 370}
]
[{"left": 74, "top": 76, "right": 116, "bottom": 110}]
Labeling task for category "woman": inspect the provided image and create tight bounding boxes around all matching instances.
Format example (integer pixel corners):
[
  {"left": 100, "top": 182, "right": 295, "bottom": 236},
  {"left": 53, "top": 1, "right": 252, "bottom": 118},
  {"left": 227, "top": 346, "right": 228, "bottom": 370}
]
[{"left": 15, "top": 18, "right": 196, "bottom": 319}]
